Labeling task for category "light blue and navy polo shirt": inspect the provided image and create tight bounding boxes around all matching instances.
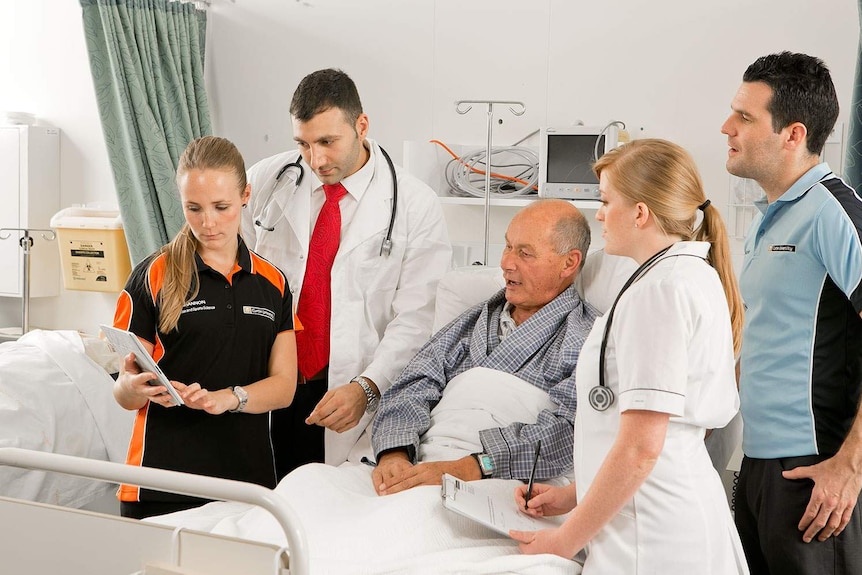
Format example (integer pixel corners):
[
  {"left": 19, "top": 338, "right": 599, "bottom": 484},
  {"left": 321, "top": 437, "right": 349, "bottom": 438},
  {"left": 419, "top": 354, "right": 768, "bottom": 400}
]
[{"left": 740, "top": 163, "right": 862, "bottom": 459}]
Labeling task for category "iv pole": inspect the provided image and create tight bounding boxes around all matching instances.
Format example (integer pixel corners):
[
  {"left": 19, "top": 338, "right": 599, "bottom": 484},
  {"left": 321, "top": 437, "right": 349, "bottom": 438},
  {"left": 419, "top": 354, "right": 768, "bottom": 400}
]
[
  {"left": 455, "top": 99, "right": 526, "bottom": 266},
  {"left": 0, "top": 227, "right": 56, "bottom": 338}
]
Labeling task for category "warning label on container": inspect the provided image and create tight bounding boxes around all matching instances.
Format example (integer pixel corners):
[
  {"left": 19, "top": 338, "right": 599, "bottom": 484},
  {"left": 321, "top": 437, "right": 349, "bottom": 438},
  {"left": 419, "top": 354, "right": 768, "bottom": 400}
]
[{"left": 67, "top": 240, "right": 110, "bottom": 283}]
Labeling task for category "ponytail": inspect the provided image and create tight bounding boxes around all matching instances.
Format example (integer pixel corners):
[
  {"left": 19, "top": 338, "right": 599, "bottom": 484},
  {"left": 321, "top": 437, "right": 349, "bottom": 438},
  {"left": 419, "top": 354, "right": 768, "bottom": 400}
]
[{"left": 696, "top": 204, "right": 744, "bottom": 357}]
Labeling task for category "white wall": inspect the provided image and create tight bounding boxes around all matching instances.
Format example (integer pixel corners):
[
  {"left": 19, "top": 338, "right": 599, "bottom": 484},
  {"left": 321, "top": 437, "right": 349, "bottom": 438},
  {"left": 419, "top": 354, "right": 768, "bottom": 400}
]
[
  {"left": 206, "top": 0, "right": 860, "bottom": 265},
  {"left": 0, "top": 0, "right": 118, "bottom": 335},
  {"left": 0, "top": 0, "right": 858, "bottom": 331}
]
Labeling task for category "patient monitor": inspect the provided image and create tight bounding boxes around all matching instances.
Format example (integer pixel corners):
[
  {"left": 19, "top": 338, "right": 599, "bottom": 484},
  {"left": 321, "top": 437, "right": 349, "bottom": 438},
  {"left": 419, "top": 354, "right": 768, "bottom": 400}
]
[{"left": 538, "top": 125, "right": 619, "bottom": 201}]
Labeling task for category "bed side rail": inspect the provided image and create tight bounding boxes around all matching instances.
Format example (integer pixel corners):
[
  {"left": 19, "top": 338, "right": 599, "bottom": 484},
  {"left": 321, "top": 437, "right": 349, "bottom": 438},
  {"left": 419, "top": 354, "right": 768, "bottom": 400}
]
[{"left": 0, "top": 447, "right": 309, "bottom": 575}]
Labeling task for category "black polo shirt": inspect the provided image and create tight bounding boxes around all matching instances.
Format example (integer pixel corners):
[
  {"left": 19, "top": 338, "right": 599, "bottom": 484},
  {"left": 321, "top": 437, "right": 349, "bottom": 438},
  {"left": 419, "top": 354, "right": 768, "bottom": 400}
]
[{"left": 114, "top": 238, "right": 293, "bottom": 504}]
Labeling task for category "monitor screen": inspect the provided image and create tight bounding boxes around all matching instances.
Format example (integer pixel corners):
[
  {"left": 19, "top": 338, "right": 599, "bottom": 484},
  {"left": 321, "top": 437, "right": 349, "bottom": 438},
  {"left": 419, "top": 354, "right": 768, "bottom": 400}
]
[
  {"left": 539, "top": 126, "right": 617, "bottom": 200},
  {"left": 546, "top": 134, "right": 604, "bottom": 184}
]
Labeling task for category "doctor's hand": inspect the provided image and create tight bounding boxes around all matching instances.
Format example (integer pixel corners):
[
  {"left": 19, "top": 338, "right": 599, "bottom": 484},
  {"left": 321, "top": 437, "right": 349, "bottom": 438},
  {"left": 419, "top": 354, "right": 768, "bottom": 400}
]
[
  {"left": 305, "top": 382, "right": 366, "bottom": 433},
  {"left": 514, "top": 482, "right": 577, "bottom": 518},
  {"left": 783, "top": 452, "right": 862, "bottom": 542},
  {"left": 113, "top": 352, "right": 178, "bottom": 411},
  {"left": 510, "top": 526, "right": 577, "bottom": 559}
]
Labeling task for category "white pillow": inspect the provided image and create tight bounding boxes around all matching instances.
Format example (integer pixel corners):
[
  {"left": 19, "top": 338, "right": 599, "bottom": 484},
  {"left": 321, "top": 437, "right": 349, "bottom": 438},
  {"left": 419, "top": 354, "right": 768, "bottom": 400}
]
[
  {"left": 574, "top": 249, "right": 637, "bottom": 314},
  {"left": 431, "top": 265, "right": 505, "bottom": 332}
]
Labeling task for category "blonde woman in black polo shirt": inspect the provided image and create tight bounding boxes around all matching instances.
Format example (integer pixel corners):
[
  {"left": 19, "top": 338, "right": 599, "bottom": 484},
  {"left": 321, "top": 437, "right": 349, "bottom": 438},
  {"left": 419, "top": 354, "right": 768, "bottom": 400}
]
[{"left": 111, "top": 136, "right": 298, "bottom": 520}]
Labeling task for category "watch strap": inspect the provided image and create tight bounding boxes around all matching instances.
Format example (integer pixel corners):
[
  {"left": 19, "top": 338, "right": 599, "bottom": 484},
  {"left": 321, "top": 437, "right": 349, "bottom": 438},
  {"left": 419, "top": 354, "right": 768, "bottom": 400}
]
[
  {"left": 351, "top": 376, "right": 379, "bottom": 413},
  {"left": 229, "top": 385, "right": 248, "bottom": 413}
]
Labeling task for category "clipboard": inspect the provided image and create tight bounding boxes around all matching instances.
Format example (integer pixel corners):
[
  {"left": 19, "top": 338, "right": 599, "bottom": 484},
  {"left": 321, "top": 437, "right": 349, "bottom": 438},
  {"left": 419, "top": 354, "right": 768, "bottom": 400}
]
[
  {"left": 440, "top": 473, "right": 562, "bottom": 536},
  {"left": 100, "top": 324, "right": 185, "bottom": 406}
]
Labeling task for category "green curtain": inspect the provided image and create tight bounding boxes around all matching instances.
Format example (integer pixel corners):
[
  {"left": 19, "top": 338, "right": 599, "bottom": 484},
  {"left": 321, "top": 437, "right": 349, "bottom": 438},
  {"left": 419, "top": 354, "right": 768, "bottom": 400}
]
[
  {"left": 846, "top": 0, "right": 862, "bottom": 189},
  {"left": 79, "top": 0, "right": 211, "bottom": 264}
]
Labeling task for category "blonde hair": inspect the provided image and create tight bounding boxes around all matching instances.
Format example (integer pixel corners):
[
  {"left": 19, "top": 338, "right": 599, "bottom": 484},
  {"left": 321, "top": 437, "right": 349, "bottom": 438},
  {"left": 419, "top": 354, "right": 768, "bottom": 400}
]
[
  {"left": 158, "top": 136, "right": 247, "bottom": 333},
  {"left": 593, "top": 139, "right": 744, "bottom": 355}
]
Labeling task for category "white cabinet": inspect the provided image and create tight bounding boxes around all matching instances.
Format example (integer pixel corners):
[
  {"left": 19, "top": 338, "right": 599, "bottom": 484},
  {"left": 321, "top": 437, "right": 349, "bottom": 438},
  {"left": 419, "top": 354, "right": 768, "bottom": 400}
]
[{"left": 0, "top": 125, "right": 60, "bottom": 298}]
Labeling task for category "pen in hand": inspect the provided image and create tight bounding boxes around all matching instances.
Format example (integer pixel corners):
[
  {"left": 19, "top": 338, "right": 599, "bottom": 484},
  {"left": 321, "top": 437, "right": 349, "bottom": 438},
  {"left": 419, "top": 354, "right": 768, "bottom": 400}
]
[{"left": 524, "top": 440, "right": 541, "bottom": 510}]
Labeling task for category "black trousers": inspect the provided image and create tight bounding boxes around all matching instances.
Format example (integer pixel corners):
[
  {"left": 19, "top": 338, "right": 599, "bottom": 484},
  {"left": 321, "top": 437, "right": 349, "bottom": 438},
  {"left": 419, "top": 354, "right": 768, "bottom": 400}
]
[
  {"left": 271, "top": 377, "right": 327, "bottom": 481},
  {"left": 121, "top": 499, "right": 206, "bottom": 520},
  {"left": 735, "top": 455, "right": 862, "bottom": 575}
]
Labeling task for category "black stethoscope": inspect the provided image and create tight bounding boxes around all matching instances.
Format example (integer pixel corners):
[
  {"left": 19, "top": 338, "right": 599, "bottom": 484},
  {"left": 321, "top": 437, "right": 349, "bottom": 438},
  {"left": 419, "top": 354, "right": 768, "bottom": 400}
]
[
  {"left": 253, "top": 145, "right": 399, "bottom": 257},
  {"left": 591, "top": 245, "right": 704, "bottom": 411}
]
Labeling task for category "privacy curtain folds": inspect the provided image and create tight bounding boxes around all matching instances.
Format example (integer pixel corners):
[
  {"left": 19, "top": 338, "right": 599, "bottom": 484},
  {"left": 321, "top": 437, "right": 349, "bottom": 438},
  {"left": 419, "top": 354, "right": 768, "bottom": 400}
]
[
  {"left": 79, "top": 0, "right": 212, "bottom": 264},
  {"left": 846, "top": 0, "right": 862, "bottom": 189}
]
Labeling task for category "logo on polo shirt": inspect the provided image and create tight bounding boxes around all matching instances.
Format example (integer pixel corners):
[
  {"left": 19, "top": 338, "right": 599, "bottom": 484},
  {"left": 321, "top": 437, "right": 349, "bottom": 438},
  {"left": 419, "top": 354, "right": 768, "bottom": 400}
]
[
  {"left": 243, "top": 306, "right": 276, "bottom": 322},
  {"left": 768, "top": 244, "right": 796, "bottom": 252},
  {"left": 182, "top": 299, "right": 216, "bottom": 313}
]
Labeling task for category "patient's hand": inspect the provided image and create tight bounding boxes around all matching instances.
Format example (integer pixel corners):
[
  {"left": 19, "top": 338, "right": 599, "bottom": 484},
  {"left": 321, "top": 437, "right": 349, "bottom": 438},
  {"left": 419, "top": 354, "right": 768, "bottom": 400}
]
[
  {"left": 374, "top": 454, "right": 481, "bottom": 495},
  {"left": 305, "top": 382, "right": 366, "bottom": 433}
]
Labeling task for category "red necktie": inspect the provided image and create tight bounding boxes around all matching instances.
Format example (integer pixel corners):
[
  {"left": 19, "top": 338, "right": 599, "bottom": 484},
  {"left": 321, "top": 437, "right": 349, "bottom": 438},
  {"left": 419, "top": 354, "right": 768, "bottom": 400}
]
[{"left": 296, "top": 183, "right": 348, "bottom": 379}]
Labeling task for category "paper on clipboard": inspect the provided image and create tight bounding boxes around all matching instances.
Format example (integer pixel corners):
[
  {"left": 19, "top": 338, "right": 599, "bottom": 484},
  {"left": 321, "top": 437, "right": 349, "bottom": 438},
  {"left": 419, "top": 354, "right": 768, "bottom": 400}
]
[
  {"left": 441, "top": 473, "right": 562, "bottom": 536},
  {"left": 100, "top": 324, "right": 185, "bottom": 406}
]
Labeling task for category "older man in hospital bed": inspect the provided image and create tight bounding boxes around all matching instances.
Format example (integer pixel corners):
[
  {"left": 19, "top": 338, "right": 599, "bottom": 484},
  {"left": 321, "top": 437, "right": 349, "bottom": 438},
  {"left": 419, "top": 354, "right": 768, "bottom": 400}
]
[
  {"left": 149, "top": 200, "right": 738, "bottom": 573},
  {"left": 370, "top": 199, "right": 597, "bottom": 494}
]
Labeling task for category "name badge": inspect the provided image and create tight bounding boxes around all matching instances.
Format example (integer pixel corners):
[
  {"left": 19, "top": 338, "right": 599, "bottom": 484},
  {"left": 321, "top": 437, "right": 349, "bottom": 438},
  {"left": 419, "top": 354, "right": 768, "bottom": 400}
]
[{"left": 768, "top": 244, "right": 796, "bottom": 252}]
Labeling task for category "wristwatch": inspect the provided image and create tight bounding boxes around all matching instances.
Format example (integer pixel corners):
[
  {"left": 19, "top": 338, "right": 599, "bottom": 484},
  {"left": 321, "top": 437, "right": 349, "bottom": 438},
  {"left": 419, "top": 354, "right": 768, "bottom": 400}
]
[
  {"left": 471, "top": 452, "right": 495, "bottom": 478},
  {"left": 230, "top": 385, "right": 248, "bottom": 413},
  {"left": 351, "top": 376, "right": 380, "bottom": 414}
]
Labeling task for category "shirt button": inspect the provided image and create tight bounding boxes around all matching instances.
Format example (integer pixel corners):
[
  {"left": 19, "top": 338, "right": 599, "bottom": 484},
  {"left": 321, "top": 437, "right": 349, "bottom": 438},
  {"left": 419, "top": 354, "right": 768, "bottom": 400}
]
[
  {"left": 226, "top": 304, "right": 233, "bottom": 310},
  {"left": 225, "top": 284, "right": 229, "bottom": 289}
]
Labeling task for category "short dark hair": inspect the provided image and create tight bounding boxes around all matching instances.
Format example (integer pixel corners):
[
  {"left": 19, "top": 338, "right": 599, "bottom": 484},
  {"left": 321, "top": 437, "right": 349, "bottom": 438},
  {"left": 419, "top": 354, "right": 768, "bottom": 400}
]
[
  {"left": 743, "top": 51, "right": 838, "bottom": 156},
  {"left": 289, "top": 68, "right": 364, "bottom": 127}
]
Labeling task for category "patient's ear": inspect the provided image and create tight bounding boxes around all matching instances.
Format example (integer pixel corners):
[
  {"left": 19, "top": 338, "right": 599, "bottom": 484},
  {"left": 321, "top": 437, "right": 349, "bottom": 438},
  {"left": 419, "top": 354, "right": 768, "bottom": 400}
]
[{"left": 561, "top": 249, "right": 583, "bottom": 279}]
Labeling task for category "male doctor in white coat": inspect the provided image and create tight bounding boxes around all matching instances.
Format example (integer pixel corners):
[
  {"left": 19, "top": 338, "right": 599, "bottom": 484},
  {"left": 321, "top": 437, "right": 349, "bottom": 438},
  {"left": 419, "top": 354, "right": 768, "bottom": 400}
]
[{"left": 242, "top": 69, "right": 451, "bottom": 478}]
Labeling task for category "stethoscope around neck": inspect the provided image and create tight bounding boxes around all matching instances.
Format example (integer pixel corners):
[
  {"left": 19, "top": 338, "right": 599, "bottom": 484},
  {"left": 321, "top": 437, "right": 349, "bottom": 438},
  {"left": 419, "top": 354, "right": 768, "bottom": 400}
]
[
  {"left": 590, "top": 245, "right": 677, "bottom": 412},
  {"left": 253, "top": 145, "right": 399, "bottom": 257}
]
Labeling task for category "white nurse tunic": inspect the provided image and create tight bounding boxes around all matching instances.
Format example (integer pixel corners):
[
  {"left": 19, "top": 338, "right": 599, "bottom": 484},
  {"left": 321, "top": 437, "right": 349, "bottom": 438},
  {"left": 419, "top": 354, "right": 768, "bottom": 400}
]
[{"left": 573, "top": 241, "right": 748, "bottom": 574}]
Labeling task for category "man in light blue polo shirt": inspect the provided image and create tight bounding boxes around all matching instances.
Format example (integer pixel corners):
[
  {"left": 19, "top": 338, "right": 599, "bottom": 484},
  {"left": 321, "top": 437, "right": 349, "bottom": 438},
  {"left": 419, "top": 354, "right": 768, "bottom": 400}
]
[{"left": 722, "top": 51, "right": 862, "bottom": 574}]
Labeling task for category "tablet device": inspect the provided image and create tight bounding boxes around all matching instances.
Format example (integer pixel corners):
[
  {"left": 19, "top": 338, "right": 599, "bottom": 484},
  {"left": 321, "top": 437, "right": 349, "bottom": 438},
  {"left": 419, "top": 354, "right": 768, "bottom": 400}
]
[{"left": 100, "top": 324, "right": 185, "bottom": 406}]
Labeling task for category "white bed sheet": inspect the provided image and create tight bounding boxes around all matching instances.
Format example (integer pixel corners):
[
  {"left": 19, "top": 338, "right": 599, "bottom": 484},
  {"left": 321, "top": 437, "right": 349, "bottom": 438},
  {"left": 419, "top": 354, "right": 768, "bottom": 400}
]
[
  {"left": 151, "top": 368, "right": 581, "bottom": 574},
  {"left": 0, "top": 329, "right": 134, "bottom": 507}
]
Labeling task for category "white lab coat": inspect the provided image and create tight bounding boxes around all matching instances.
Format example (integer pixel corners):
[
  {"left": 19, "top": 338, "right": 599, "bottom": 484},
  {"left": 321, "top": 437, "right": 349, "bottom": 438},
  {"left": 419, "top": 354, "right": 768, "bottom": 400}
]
[
  {"left": 242, "top": 139, "right": 452, "bottom": 464},
  {"left": 573, "top": 242, "right": 748, "bottom": 574}
]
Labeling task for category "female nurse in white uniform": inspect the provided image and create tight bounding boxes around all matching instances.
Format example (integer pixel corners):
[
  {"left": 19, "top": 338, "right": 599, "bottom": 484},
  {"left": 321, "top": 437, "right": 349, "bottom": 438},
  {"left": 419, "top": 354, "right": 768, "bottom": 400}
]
[{"left": 511, "top": 139, "right": 749, "bottom": 574}]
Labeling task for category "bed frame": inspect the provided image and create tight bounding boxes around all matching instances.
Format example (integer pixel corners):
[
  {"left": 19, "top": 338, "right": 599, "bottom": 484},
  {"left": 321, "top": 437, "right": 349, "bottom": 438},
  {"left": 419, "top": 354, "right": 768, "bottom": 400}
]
[{"left": 0, "top": 447, "right": 309, "bottom": 575}]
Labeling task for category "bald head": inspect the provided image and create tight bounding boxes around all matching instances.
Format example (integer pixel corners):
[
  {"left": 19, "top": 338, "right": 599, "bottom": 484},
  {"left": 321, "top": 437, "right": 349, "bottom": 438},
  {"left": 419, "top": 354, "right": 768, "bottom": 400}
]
[
  {"left": 512, "top": 199, "right": 591, "bottom": 269},
  {"left": 501, "top": 200, "right": 591, "bottom": 324}
]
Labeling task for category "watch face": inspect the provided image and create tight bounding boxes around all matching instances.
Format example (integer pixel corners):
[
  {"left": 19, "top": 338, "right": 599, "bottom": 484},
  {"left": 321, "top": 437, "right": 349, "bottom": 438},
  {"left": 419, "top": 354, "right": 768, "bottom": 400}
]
[
  {"left": 367, "top": 395, "right": 379, "bottom": 413},
  {"left": 478, "top": 454, "right": 494, "bottom": 474}
]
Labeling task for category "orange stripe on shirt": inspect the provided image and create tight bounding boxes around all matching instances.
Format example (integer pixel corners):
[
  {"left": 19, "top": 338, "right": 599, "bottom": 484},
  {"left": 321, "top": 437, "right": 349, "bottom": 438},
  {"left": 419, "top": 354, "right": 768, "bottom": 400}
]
[{"left": 118, "top": 403, "right": 149, "bottom": 501}]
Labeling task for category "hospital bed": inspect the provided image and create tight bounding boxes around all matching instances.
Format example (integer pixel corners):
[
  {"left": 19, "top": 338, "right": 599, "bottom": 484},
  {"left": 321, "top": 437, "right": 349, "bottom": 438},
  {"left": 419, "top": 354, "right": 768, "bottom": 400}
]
[{"left": 0, "top": 252, "right": 741, "bottom": 574}]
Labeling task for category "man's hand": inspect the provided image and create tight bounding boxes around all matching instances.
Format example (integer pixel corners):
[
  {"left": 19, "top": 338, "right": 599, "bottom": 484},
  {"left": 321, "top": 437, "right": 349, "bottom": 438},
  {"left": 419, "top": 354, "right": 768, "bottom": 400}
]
[
  {"left": 305, "top": 381, "right": 366, "bottom": 433},
  {"left": 373, "top": 454, "right": 480, "bottom": 496},
  {"left": 783, "top": 453, "right": 862, "bottom": 542}
]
